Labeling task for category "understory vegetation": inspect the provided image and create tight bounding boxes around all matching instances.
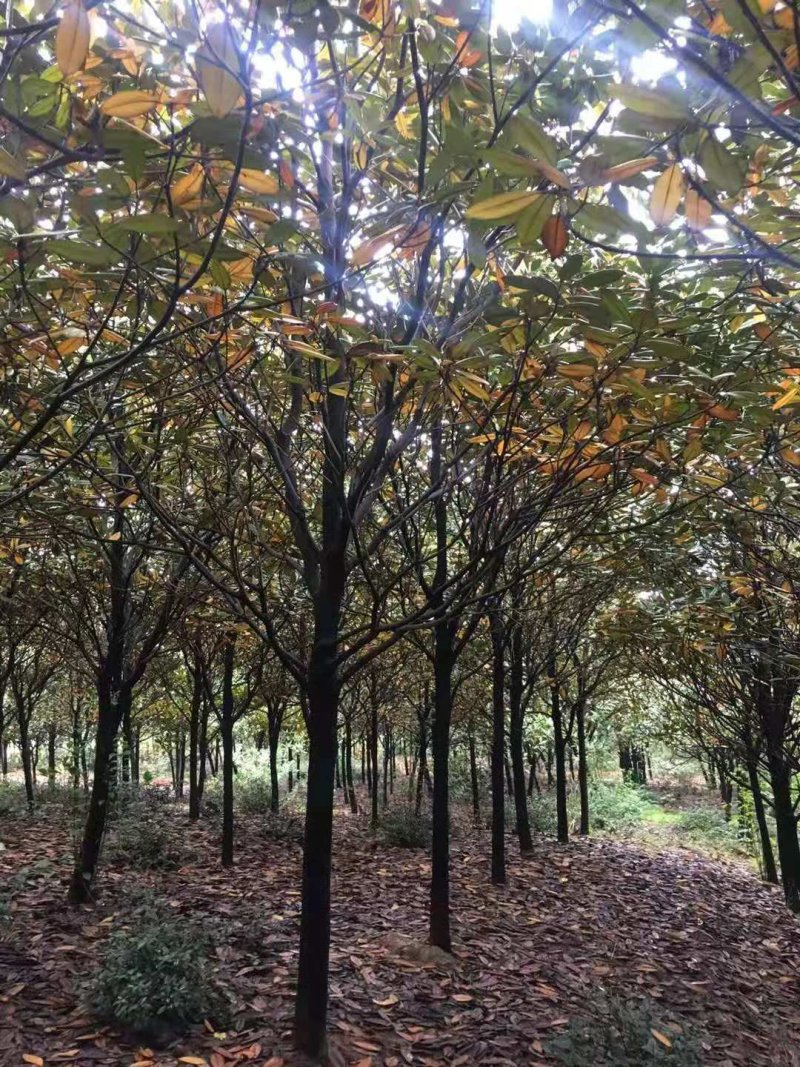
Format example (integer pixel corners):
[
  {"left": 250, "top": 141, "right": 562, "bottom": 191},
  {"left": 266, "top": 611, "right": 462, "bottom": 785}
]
[{"left": 3, "top": 0, "right": 800, "bottom": 1061}]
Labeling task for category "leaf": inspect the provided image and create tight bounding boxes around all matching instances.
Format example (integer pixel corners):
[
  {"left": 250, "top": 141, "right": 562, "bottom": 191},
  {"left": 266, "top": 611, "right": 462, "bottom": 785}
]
[
  {"left": 542, "top": 214, "right": 569, "bottom": 258},
  {"left": 685, "top": 189, "right": 712, "bottom": 231},
  {"left": 171, "top": 164, "right": 205, "bottom": 207},
  {"left": 611, "top": 84, "right": 686, "bottom": 120},
  {"left": 773, "top": 387, "right": 800, "bottom": 410},
  {"left": 178, "top": 1059, "right": 208, "bottom": 1065},
  {"left": 516, "top": 194, "right": 555, "bottom": 246},
  {"left": 197, "top": 19, "right": 243, "bottom": 118},
  {"left": 0, "top": 148, "right": 25, "bottom": 180},
  {"left": 599, "top": 156, "right": 658, "bottom": 183},
  {"left": 23, "top": 1056, "right": 44, "bottom": 1066},
  {"left": 649, "top": 165, "right": 684, "bottom": 226},
  {"left": 466, "top": 190, "right": 541, "bottom": 220},
  {"left": 107, "top": 531, "right": 122, "bottom": 542},
  {"left": 100, "top": 91, "right": 160, "bottom": 118},
  {"left": 56, "top": 0, "right": 90, "bottom": 77},
  {"left": 239, "top": 169, "right": 280, "bottom": 195},
  {"left": 707, "top": 403, "right": 739, "bottom": 420},
  {"left": 700, "top": 137, "right": 745, "bottom": 195},
  {"left": 506, "top": 275, "right": 560, "bottom": 301},
  {"left": 112, "top": 216, "right": 180, "bottom": 236},
  {"left": 558, "top": 363, "right": 596, "bottom": 379},
  {"left": 651, "top": 1029, "right": 672, "bottom": 1049}
]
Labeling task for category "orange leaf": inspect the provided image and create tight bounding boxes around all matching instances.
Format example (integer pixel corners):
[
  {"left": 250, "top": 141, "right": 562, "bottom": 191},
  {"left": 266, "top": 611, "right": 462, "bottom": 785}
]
[{"left": 541, "top": 214, "right": 568, "bottom": 258}]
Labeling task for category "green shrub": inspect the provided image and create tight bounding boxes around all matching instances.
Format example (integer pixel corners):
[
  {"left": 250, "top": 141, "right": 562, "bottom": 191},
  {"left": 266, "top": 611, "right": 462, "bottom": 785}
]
[
  {"left": 237, "top": 774, "right": 274, "bottom": 815},
  {"left": 90, "top": 901, "right": 226, "bottom": 1039},
  {"left": 589, "top": 782, "right": 655, "bottom": 833},
  {"left": 529, "top": 794, "right": 558, "bottom": 835},
  {"left": 675, "top": 809, "right": 741, "bottom": 852},
  {"left": 263, "top": 811, "right": 304, "bottom": 843},
  {"left": 0, "top": 782, "right": 26, "bottom": 817},
  {"left": 548, "top": 995, "right": 703, "bottom": 1066},
  {"left": 380, "top": 805, "right": 431, "bottom": 849},
  {"left": 105, "top": 813, "right": 183, "bottom": 870}
]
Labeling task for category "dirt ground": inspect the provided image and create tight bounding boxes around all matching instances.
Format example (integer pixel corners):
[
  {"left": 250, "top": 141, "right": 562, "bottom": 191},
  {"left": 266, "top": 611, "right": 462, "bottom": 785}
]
[{"left": 1, "top": 794, "right": 799, "bottom": 1067}]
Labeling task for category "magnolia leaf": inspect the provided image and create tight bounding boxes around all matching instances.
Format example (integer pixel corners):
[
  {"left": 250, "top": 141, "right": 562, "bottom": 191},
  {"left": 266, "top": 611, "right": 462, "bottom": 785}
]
[
  {"left": 238, "top": 168, "right": 280, "bottom": 195},
  {"left": 685, "top": 188, "right": 713, "bottom": 231},
  {"left": 650, "top": 165, "right": 684, "bottom": 226},
  {"left": 100, "top": 91, "right": 160, "bottom": 118},
  {"left": 197, "top": 19, "right": 243, "bottom": 118},
  {"left": 466, "top": 190, "right": 541, "bottom": 220},
  {"left": 171, "top": 164, "right": 205, "bottom": 207},
  {"left": 542, "top": 214, "right": 569, "bottom": 258},
  {"left": 599, "top": 156, "right": 658, "bottom": 183},
  {"left": 55, "top": 0, "right": 90, "bottom": 76}
]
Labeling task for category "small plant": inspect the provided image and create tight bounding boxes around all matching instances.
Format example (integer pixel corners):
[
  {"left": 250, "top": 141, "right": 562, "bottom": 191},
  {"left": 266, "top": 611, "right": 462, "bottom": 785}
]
[
  {"left": 380, "top": 804, "right": 432, "bottom": 849},
  {"left": 90, "top": 899, "right": 226, "bottom": 1040},
  {"left": 528, "top": 794, "right": 558, "bottom": 836},
  {"left": 589, "top": 782, "right": 657, "bottom": 833},
  {"left": 263, "top": 811, "right": 304, "bottom": 843},
  {"left": 105, "top": 812, "right": 183, "bottom": 870},
  {"left": 142, "top": 769, "right": 154, "bottom": 785},
  {"left": 675, "top": 809, "right": 742, "bottom": 854},
  {"left": 237, "top": 774, "right": 274, "bottom": 816},
  {"left": 0, "top": 782, "right": 26, "bottom": 817},
  {"left": 548, "top": 994, "right": 703, "bottom": 1066}
]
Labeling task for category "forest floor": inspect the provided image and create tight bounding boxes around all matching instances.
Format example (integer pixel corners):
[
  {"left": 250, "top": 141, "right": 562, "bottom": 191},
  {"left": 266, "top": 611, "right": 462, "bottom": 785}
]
[{"left": 1, "top": 786, "right": 799, "bottom": 1067}]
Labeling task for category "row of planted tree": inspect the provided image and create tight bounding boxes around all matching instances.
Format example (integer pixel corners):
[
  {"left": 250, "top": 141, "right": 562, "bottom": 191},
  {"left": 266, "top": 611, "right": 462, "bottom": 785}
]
[{"left": 6, "top": 0, "right": 800, "bottom": 1057}]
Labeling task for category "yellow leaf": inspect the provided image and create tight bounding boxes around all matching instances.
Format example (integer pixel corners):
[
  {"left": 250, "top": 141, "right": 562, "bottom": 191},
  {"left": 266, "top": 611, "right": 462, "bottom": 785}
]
[
  {"left": 780, "top": 446, "right": 800, "bottom": 466},
  {"left": 197, "top": 19, "right": 242, "bottom": 118},
  {"left": 531, "top": 159, "right": 571, "bottom": 190},
  {"left": 120, "top": 493, "right": 138, "bottom": 508},
  {"left": 394, "top": 109, "right": 412, "bottom": 139},
  {"left": 466, "top": 190, "right": 541, "bottom": 220},
  {"left": 108, "top": 531, "right": 122, "bottom": 541},
  {"left": 773, "top": 387, "right": 800, "bottom": 410},
  {"left": 178, "top": 1059, "right": 208, "bottom": 1066},
  {"left": 100, "top": 90, "right": 160, "bottom": 118},
  {"left": 557, "top": 363, "right": 596, "bottom": 379},
  {"left": 56, "top": 0, "right": 90, "bottom": 76},
  {"left": 651, "top": 1030, "right": 672, "bottom": 1050},
  {"left": 650, "top": 164, "right": 684, "bottom": 226},
  {"left": 599, "top": 156, "right": 658, "bottom": 183},
  {"left": 685, "top": 188, "right": 712, "bottom": 231},
  {"left": 239, "top": 169, "right": 279, "bottom": 195},
  {"left": 171, "top": 164, "right": 205, "bottom": 207}
]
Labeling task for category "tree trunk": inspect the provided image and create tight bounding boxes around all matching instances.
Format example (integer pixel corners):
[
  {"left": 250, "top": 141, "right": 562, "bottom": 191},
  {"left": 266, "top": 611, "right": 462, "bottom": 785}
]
[
  {"left": 345, "top": 715, "right": 357, "bottom": 813},
  {"left": 576, "top": 699, "right": 590, "bottom": 836},
  {"left": 508, "top": 624, "right": 532, "bottom": 855},
  {"left": 768, "top": 755, "right": 800, "bottom": 910},
  {"left": 220, "top": 638, "right": 235, "bottom": 868},
  {"left": 269, "top": 720, "right": 281, "bottom": 814},
  {"left": 293, "top": 641, "right": 341, "bottom": 1058},
  {"left": 549, "top": 660, "right": 568, "bottom": 844},
  {"left": 47, "top": 722, "right": 57, "bottom": 789},
  {"left": 382, "top": 724, "right": 390, "bottom": 810},
  {"left": 370, "top": 697, "right": 379, "bottom": 829},
  {"left": 429, "top": 623, "right": 454, "bottom": 950},
  {"left": 468, "top": 731, "right": 480, "bottom": 823},
  {"left": 18, "top": 711, "right": 35, "bottom": 812},
  {"left": 68, "top": 683, "right": 129, "bottom": 904},
  {"left": 746, "top": 758, "right": 777, "bottom": 885},
  {"left": 490, "top": 611, "right": 506, "bottom": 886},
  {"left": 188, "top": 650, "right": 203, "bottom": 819}
]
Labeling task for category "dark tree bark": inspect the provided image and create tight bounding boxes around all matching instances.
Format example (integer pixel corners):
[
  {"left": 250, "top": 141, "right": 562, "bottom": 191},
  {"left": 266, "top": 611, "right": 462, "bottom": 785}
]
[
  {"left": 746, "top": 757, "right": 777, "bottom": 885},
  {"left": 220, "top": 637, "right": 235, "bottom": 868},
  {"left": 549, "top": 658, "right": 568, "bottom": 844},
  {"left": 269, "top": 707, "right": 282, "bottom": 813},
  {"left": 370, "top": 694, "right": 379, "bottom": 829},
  {"left": 429, "top": 619, "right": 455, "bottom": 950},
  {"left": 468, "top": 731, "right": 480, "bottom": 823},
  {"left": 508, "top": 623, "right": 532, "bottom": 855},
  {"left": 345, "top": 715, "right": 358, "bottom": 813},
  {"left": 490, "top": 610, "right": 506, "bottom": 886},
  {"left": 188, "top": 647, "right": 203, "bottom": 819},
  {"left": 47, "top": 722, "right": 56, "bottom": 789},
  {"left": 576, "top": 698, "right": 590, "bottom": 835}
]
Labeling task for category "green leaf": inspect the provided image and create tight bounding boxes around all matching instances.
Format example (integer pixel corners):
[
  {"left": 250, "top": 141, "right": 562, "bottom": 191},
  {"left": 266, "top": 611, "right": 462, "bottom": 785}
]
[
  {"left": 611, "top": 84, "right": 687, "bottom": 121},
  {"left": 516, "top": 194, "right": 555, "bottom": 246},
  {"left": 47, "top": 239, "right": 118, "bottom": 267},
  {"left": 700, "top": 138, "right": 745, "bottom": 195}
]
